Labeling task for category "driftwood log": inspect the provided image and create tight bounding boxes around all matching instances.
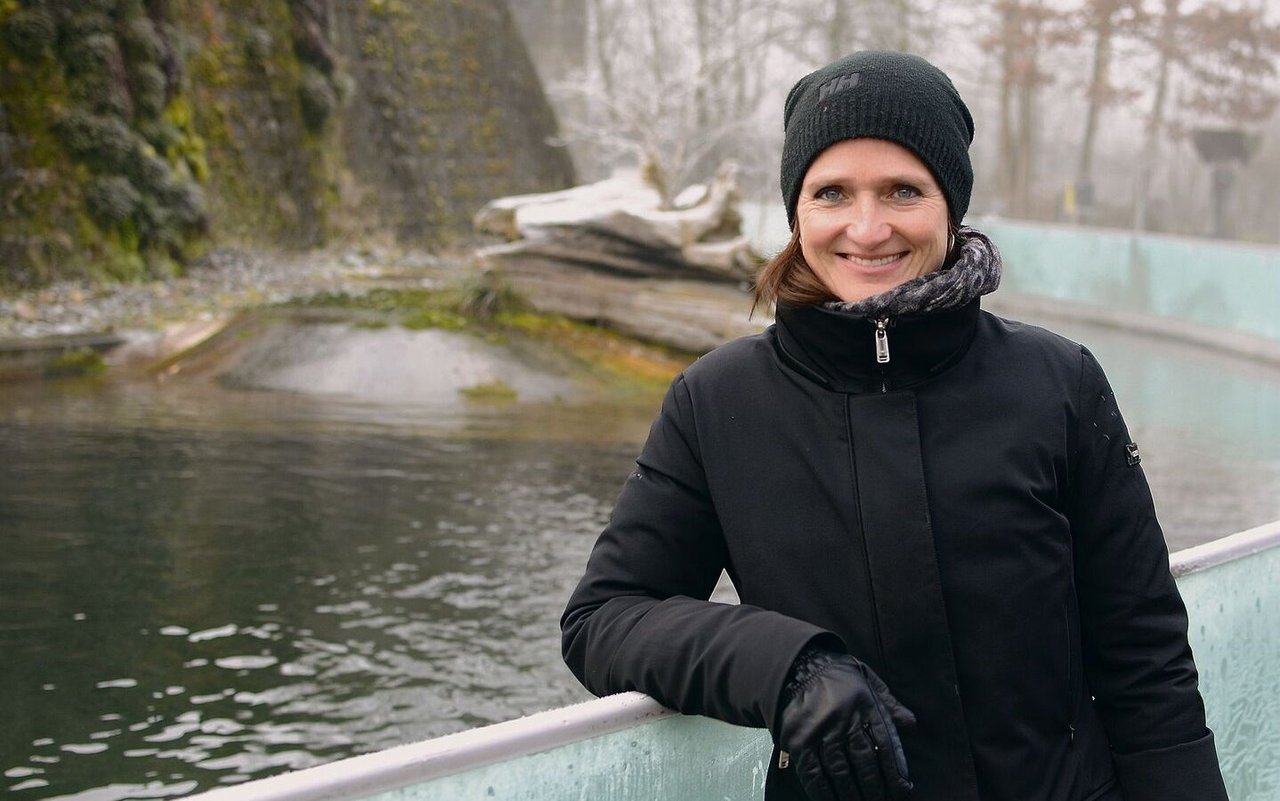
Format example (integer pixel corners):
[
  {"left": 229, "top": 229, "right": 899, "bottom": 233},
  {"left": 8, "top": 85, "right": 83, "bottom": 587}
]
[{"left": 474, "top": 163, "right": 763, "bottom": 284}]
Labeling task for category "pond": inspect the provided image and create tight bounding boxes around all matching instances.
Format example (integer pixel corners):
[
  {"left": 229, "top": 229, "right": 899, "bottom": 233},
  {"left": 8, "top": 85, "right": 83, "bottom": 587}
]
[{"left": 3, "top": 311, "right": 1280, "bottom": 800}]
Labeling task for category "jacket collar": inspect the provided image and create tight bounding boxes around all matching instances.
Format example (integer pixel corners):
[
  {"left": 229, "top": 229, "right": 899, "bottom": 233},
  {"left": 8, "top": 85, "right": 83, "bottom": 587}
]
[{"left": 771, "top": 299, "right": 981, "bottom": 393}]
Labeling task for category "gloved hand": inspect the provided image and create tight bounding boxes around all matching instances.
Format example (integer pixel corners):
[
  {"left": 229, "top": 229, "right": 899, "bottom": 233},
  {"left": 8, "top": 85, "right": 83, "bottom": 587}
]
[{"left": 776, "top": 647, "right": 915, "bottom": 801}]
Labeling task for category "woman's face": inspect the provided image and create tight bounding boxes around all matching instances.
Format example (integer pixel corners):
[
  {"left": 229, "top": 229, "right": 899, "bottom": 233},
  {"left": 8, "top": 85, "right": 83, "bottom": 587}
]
[{"left": 795, "top": 138, "right": 950, "bottom": 304}]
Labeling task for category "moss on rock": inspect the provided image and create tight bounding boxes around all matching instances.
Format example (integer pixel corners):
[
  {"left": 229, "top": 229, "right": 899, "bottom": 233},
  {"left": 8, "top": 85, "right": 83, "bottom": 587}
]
[{"left": 45, "top": 347, "right": 107, "bottom": 378}]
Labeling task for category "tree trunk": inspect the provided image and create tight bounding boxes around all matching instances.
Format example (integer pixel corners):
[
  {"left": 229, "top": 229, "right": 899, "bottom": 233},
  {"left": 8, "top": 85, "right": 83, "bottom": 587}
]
[
  {"left": 1077, "top": 4, "right": 1116, "bottom": 218},
  {"left": 1015, "top": 63, "right": 1037, "bottom": 214},
  {"left": 1132, "top": 0, "right": 1178, "bottom": 231},
  {"left": 829, "top": 0, "right": 852, "bottom": 61},
  {"left": 693, "top": 0, "right": 712, "bottom": 132},
  {"left": 997, "top": 1, "right": 1021, "bottom": 213}
]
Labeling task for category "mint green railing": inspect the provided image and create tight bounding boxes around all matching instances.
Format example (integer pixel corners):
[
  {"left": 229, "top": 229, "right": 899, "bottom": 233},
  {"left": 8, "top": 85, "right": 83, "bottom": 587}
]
[{"left": 984, "top": 221, "right": 1280, "bottom": 348}]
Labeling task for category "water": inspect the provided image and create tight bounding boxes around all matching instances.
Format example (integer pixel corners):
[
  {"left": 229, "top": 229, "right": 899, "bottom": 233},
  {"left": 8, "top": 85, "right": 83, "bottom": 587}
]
[
  {"left": 1034, "top": 315, "right": 1280, "bottom": 550},
  {"left": 4, "top": 314, "right": 1280, "bottom": 800},
  {"left": 0, "top": 377, "right": 647, "bottom": 800}
]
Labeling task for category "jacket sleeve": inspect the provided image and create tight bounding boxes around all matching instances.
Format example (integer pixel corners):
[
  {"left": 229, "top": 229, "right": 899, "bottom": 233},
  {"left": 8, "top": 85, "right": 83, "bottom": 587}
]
[
  {"left": 560, "top": 373, "right": 839, "bottom": 737},
  {"left": 1069, "top": 347, "right": 1228, "bottom": 801}
]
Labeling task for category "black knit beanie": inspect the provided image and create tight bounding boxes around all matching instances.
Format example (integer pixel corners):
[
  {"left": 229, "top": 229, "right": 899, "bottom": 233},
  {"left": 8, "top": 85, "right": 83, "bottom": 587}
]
[{"left": 781, "top": 51, "right": 975, "bottom": 228}]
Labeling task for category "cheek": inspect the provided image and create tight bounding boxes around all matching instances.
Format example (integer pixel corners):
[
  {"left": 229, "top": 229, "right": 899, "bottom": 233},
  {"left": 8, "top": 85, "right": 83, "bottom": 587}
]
[
  {"left": 799, "top": 213, "right": 848, "bottom": 254},
  {"left": 911, "top": 215, "right": 949, "bottom": 255},
  {"left": 933, "top": 225, "right": 950, "bottom": 254}
]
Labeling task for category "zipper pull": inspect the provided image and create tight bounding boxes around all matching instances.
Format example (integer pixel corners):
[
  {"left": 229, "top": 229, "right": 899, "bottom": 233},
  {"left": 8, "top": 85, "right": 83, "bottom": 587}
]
[
  {"left": 778, "top": 750, "right": 790, "bottom": 769},
  {"left": 874, "top": 318, "right": 891, "bottom": 365}
]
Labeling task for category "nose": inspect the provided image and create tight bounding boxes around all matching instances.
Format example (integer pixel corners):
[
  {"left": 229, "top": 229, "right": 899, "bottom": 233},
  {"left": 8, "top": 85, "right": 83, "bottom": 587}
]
[{"left": 843, "top": 195, "right": 891, "bottom": 249}]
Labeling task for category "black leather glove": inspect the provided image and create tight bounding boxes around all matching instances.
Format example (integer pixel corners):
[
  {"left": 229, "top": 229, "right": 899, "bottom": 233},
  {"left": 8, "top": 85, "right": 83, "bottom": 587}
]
[{"left": 776, "top": 647, "right": 915, "bottom": 801}]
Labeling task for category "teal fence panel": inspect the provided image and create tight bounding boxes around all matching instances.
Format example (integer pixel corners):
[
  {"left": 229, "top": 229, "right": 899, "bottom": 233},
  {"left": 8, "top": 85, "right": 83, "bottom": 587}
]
[
  {"left": 1176, "top": 524, "right": 1280, "bottom": 800},
  {"left": 985, "top": 221, "right": 1280, "bottom": 345}
]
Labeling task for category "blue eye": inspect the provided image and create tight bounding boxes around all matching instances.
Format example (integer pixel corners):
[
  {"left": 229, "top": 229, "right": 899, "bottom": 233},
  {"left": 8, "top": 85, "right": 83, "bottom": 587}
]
[
  {"left": 893, "top": 185, "right": 922, "bottom": 200},
  {"left": 816, "top": 187, "right": 842, "bottom": 202}
]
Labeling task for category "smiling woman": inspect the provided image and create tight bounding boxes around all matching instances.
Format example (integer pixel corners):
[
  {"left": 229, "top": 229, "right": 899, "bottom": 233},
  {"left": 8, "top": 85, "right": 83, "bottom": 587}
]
[
  {"left": 561, "top": 49, "right": 1230, "bottom": 801},
  {"left": 795, "top": 139, "right": 950, "bottom": 303}
]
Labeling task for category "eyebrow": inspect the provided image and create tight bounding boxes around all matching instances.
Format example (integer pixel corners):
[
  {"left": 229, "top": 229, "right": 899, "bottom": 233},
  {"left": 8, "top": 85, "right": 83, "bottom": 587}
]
[{"left": 802, "top": 171, "right": 937, "bottom": 191}]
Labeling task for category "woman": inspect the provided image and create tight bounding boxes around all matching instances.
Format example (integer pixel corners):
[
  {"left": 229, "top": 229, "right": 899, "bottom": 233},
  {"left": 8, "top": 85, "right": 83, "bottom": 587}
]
[{"left": 561, "top": 51, "right": 1228, "bottom": 801}]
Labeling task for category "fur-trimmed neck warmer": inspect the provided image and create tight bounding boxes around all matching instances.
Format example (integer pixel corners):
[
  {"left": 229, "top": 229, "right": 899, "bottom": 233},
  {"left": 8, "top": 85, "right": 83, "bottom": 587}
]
[{"left": 824, "top": 226, "right": 1002, "bottom": 319}]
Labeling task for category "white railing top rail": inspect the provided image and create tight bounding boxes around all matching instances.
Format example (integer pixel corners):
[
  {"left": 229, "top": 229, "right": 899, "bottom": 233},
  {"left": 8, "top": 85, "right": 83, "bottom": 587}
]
[
  {"left": 187, "top": 692, "right": 672, "bottom": 801},
  {"left": 1170, "top": 518, "right": 1280, "bottom": 577},
  {"left": 188, "top": 518, "right": 1280, "bottom": 801}
]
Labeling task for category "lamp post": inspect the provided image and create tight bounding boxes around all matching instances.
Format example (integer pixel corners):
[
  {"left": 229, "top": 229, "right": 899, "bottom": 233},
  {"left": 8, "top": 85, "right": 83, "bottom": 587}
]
[{"left": 1190, "top": 128, "right": 1259, "bottom": 239}]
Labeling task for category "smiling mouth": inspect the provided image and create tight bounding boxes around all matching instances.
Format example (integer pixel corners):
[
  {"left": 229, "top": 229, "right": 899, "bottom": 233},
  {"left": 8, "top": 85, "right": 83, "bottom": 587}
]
[{"left": 840, "top": 253, "right": 903, "bottom": 267}]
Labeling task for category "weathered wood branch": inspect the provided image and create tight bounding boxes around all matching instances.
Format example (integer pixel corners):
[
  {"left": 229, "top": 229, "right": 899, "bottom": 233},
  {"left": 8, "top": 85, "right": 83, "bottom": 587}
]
[{"left": 474, "top": 163, "right": 762, "bottom": 284}]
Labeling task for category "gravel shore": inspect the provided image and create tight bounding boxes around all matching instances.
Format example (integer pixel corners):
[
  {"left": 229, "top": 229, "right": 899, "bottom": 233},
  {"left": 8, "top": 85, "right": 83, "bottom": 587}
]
[{"left": 0, "top": 247, "right": 458, "bottom": 341}]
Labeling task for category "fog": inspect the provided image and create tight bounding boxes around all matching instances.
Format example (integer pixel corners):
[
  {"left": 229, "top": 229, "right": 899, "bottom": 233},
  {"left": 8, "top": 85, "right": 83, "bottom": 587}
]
[{"left": 510, "top": 0, "right": 1280, "bottom": 244}]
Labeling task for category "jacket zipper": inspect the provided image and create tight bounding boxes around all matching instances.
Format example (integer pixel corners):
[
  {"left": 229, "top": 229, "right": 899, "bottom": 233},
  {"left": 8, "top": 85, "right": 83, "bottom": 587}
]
[{"left": 874, "top": 317, "right": 892, "bottom": 391}]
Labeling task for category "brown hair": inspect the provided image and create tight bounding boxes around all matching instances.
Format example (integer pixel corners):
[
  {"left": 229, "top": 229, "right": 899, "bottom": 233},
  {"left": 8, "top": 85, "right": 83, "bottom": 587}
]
[
  {"left": 751, "top": 223, "right": 964, "bottom": 316},
  {"left": 750, "top": 228, "right": 837, "bottom": 315}
]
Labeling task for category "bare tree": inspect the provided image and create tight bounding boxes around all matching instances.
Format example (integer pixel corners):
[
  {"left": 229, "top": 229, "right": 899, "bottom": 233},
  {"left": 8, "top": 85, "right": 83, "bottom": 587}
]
[
  {"left": 1179, "top": 1, "right": 1280, "bottom": 125},
  {"left": 1132, "top": 0, "right": 1183, "bottom": 231},
  {"left": 983, "top": 0, "right": 1072, "bottom": 217},
  {"left": 1131, "top": 0, "right": 1280, "bottom": 231},
  {"left": 550, "top": 0, "right": 787, "bottom": 204},
  {"left": 816, "top": 0, "right": 928, "bottom": 59},
  {"left": 1074, "top": 0, "right": 1145, "bottom": 216}
]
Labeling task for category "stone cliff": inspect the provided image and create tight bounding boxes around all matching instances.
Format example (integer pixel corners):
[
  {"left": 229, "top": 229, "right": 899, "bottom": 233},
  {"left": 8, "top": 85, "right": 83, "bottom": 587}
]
[{"left": 0, "top": 0, "right": 574, "bottom": 285}]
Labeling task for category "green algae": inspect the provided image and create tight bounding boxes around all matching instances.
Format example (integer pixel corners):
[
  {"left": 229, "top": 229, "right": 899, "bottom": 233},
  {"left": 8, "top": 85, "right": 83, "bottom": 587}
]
[
  {"left": 44, "top": 347, "right": 107, "bottom": 378},
  {"left": 276, "top": 280, "right": 692, "bottom": 398},
  {"left": 459, "top": 380, "right": 518, "bottom": 402}
]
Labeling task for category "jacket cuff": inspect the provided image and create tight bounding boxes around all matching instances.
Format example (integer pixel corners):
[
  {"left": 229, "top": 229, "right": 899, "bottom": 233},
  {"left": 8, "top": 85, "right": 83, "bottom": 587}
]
[
  {"left": 767, "top": 631, "right": 845, "bottom": 740},
  {"left": 1112, "top": 731, "right": 1228, "bottom": 801}
]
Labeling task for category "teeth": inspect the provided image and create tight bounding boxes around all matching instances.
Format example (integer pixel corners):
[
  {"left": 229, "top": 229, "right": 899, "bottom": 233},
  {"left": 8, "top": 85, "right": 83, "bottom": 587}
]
[{"left": 843, "top": 254, "right": 900, "bottom": 267}]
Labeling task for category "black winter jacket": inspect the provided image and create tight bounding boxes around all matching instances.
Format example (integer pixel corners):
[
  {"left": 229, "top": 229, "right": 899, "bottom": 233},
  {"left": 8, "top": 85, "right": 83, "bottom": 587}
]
[{"left": 561, "top": 299, "right": 1228, "bottom": 801}]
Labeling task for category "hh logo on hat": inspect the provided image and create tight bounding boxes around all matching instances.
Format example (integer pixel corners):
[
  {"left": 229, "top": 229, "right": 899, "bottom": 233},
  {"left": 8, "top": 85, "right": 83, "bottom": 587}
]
[{"left": 818, "top": 72, "right": 861, "bottom": 101}]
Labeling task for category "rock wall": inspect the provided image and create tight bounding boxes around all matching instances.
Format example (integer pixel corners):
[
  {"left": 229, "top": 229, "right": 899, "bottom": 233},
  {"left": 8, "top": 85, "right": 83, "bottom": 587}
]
[
  {"left": 0, "top": 0, "right": 574, "bottom": 286},
  {"left": 330, "top": 0, "right": 574, "bottom": 243}
]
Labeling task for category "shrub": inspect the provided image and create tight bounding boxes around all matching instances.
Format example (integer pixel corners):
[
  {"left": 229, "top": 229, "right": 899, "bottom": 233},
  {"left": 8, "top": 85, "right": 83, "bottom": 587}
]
[
  {"left": 85, "top": 174, "right": 142, "bottom": 226},
  {"left": 1, "top": 8, "right": 57, "bottom": 60},
  {"left": 297, "top": 67, "right": 336, "bottom": 132},
  {"left": 63, "top": 31, "right": 133, "bottom": 117},
  {"left": 458, "top": 271, "right": 526, "bottom": 319},
  {"left": 52, "top": 110, "right": 138, "bottom": 172},
  {"left": 128, "top": 148, "right": 171, "bottom": 193},
  {"left": 77, "top": 0, "right": 120, "bottom": 17},
  {"left": 138, "top": 119, "right": 181, "bottom": 152},
  {"left": 134, "top": 193, "right": 171, "bottom": 239},
  {"left": 162, "top": 180, "right": 208, "bottom": 231},
  {"left": 120, "top": 17, "right": 163, "bottom": 64},
  {"left": 64, "top": 32, "right": 118, "bottom": 76},
  {"left": 243, "top": 26, "right": 274, "bottom": 69},
  {"left": 61, "top": 11, "right": 113, "bottom": 41},
  {"left": 291, "top": 0, "right": 336, "bottom": 74},
  {"left": 69, "top": 71, "right": 134, "bottom": 119},
  {"left": 129, "top": 63, "right": 167, "bottom": 118},
  {"left": 115, "top": 0, "right": 147, "bottom": 24}
]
